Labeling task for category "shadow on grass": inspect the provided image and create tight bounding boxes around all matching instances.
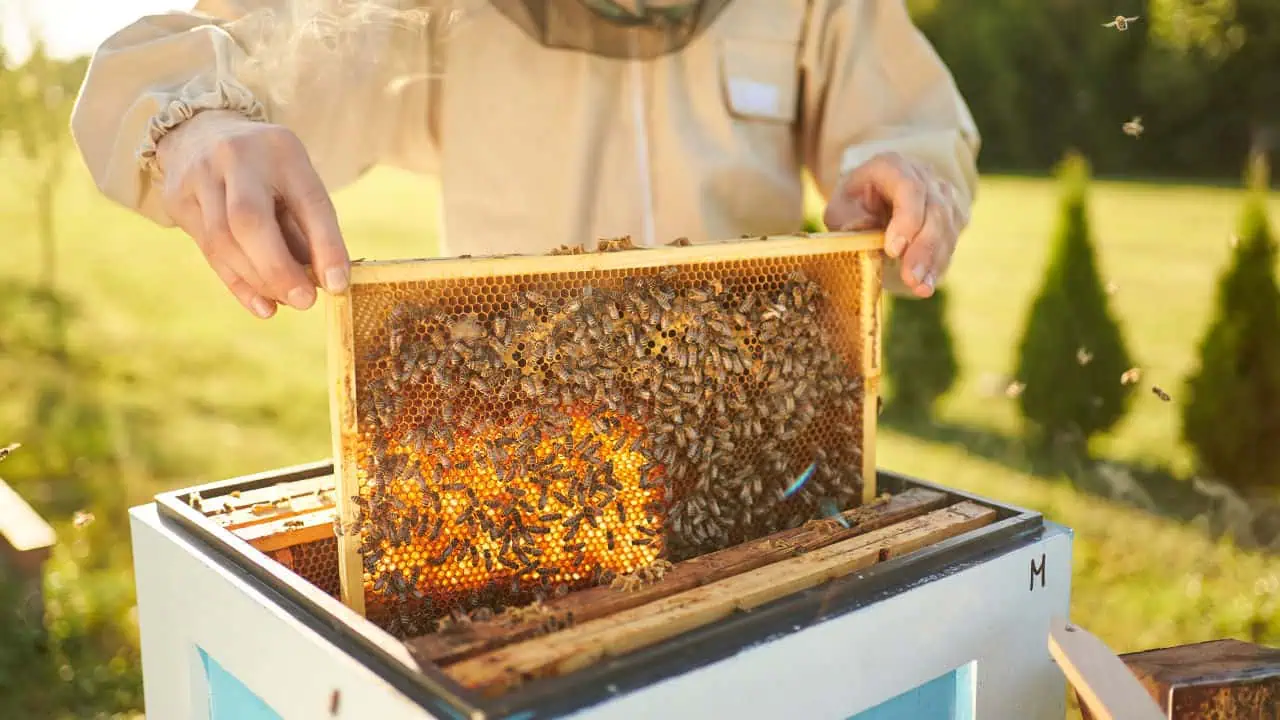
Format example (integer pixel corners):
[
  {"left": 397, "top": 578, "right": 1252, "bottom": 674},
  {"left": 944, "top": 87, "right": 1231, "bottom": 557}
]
[{"left": 880, "top": 407, "right": 1279, "bottom": 552}]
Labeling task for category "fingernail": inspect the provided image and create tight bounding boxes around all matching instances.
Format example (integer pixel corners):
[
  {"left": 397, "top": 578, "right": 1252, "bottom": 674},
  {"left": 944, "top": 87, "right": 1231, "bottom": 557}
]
[
  {"left": 911, "top": 264, "right": 928, "bottom": 283},
  {"left": 924, "top": 272, "right": 936, "bottom": 291},
  {"left": 251, "top": 296, "right": 275, "bottom": 319},
  {"left": 325, "top": 267, "right": 350, "bottom": 294},
  {"left": 887, "top": 233, "right": 907, "bottom": 258},
  {"left": 287, "top": 286, "right": 316, "bottom": 310}
]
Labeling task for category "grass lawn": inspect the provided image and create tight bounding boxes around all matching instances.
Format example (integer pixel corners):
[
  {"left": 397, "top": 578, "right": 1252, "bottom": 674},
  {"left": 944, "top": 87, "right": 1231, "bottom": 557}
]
[{"left": 0, "top": 155, "right": 1276, "bottom": 716}]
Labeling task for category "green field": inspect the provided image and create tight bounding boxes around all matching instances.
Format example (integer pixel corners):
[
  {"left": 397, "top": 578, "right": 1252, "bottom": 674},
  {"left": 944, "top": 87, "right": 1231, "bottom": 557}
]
[{"left": 0, "top": 158, "right": 1277, "bottom": 716}]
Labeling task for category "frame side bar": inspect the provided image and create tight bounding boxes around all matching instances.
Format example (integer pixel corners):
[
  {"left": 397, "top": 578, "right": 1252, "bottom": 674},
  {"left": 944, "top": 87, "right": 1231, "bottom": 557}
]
[{"left": 328, "top": 291, "right": 367, "bottom": 616}]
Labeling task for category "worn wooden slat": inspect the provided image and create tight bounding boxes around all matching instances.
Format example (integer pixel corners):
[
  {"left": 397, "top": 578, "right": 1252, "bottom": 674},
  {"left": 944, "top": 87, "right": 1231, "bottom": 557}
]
[
  {"left": 1049, "top": 619, "right": 1165, "bottom": 720},
  {"left": 1077, "top": 639, "right": 1280, "bottom": 720},
  {"left": 406, "top": 487, "right": 948, "bottom": 666},
  {"left": 444, "top": 500, "right": 995, "bottom": 695},
  {"left": 240, "top": 516, "right": 336, "bottom": 553},
  {"left": 193, "top": 475, "right": 335, "bottom": 522},
  {"left": 217, "top": 489, "right": 337, "bottom": 532}
]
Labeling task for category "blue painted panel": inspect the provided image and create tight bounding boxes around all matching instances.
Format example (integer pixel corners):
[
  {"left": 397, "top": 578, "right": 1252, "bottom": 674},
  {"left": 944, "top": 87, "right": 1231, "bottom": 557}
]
[
  {"left": 849, "top": 663, "right": 976, "bottom": 720},
  {"left": 198, "top": 646, "right": 283, "bottom": 720}
]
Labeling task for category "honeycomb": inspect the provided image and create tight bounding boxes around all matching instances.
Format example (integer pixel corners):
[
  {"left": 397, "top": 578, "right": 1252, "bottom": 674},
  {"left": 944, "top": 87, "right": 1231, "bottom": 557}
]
[
  {"left": 333, "top": 236, "right": 881, "bottom": 634},
  {"left": 287, "top": 537, "right": 342, "bottom": 600}
]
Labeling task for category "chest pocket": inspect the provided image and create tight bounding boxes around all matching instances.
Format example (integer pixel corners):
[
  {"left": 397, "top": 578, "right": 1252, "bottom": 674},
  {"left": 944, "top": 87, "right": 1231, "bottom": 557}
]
[{"left": 718, "top": 38, "right": 800, "bottom": 126}]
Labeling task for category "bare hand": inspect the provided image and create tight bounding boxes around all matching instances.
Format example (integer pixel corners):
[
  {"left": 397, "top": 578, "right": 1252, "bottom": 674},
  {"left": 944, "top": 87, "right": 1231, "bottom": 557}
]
[
  {"left": 823, "top": 152, "right": 968, "bottom": 298},
  {"left": 157, "top": 110, "right": 349, "bottom": 318}
]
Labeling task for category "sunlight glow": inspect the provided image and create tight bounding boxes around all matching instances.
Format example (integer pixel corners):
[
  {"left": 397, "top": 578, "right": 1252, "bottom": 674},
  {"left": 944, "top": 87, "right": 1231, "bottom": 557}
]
[{"left": 2, "top": 0, "right": 191, "bottom": 64}]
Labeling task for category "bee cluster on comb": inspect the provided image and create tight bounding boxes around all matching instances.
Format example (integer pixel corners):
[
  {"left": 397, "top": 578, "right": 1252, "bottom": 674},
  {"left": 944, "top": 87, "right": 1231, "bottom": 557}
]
[{"left": 334, "top": 237, "right": 880, "bottom": 637}]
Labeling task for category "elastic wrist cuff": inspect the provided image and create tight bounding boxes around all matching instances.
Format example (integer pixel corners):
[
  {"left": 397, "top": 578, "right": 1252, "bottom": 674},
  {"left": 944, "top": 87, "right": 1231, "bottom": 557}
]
[{"left": 138, "top": 78, "right": 267, "bottom": 179}]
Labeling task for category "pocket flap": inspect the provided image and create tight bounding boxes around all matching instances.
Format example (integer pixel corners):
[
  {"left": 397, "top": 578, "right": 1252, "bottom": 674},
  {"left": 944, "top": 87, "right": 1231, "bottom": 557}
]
[{"left": 718, "top": 38, "right": 799, "bottom": 124}]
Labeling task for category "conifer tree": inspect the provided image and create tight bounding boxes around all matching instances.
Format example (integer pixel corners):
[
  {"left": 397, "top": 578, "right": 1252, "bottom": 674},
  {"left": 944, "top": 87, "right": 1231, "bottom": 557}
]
[
  {"left": 1181, "top": 153, "right": 1280, "bottom": 494},
  {"left": 883, "top": 288, "right": 959, "bottom": 419},
  {"left": 1013, "top": 151, "right": 1136, "bottom": 449}
]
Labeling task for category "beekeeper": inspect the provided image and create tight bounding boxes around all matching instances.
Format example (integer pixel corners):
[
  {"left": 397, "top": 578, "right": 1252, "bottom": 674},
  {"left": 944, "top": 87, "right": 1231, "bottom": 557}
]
[{"left": 71, "top": 0, "right": 979, "bottom": 320}]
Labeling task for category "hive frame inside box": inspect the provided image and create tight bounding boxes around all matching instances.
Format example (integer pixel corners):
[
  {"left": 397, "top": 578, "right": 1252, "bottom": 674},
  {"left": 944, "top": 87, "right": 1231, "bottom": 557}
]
[
  {"left": 151, "top": 462, "right": 1048, "bottom": 719},
  {"left": 326, "top": 232, "right": 886, "bottom": 616}
]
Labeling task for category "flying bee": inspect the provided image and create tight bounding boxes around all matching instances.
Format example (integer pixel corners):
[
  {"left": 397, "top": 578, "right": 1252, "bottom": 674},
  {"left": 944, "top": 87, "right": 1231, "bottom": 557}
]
[
  {"left": 1076, "top": 348, "right": 1093, "bottom": 365},
  {"left": 1151, "top": 385, "right": 1172, "bottom": 402},
  {"left": 1102, "top": 14, "right": 1139, "bottom": 31},
  {"left": 1122, "top": 116, "right": 1144, "bottom": 138}
]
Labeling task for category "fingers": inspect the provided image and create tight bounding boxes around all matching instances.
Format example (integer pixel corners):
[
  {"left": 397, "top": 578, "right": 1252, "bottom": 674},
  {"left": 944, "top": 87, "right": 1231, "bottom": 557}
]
[
  {"left": 170, "top": 182, "right": 275, "bottom": 319},
  {"left": 839, "top": 153, "right": 964, "bottom": 298},
  {"left": 842, "top": 154, "right": 927, "bottom": 259},
  {"left": 224, "top": 166, "right": 317, "bottom": 310},
  {"left": 280, "top": 152, "right": 350, "bottom": 294},
  {"left": 898, "top": 182, "right": 957, "bottom": 298},
  {"left": 193, "top": 178, "right": 278, "bottom": 318}
]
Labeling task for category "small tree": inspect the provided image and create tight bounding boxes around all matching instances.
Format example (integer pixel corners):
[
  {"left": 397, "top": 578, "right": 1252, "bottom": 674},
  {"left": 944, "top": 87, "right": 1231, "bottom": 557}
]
[
  {"left": 1181, "top": 152, "right": 1280, "bottom": 495},
  {"left": 1013, "top": 151, "right": 1136, "bottom": 450},
  {"left": 883, "top": 287, "right": 959, "bottom": 419}
]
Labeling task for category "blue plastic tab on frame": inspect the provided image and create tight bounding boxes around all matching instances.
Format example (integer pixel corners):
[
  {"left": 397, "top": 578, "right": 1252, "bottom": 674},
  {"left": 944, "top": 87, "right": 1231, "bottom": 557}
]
[{"left": 198, "top": 645, "right": 283, "bottom": 720}]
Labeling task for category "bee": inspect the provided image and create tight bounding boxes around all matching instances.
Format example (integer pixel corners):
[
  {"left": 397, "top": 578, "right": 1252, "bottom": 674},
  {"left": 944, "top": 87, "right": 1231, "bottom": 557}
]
[
  {"left": 667, "top": 236, "right": 691, "bottom": 247},
  {"left": 1121, "top": 367, "right": 1142, "bottom": 385},
  {"left": 1151, "top": 385, "right": 1172, "bottom": 402},
  {"left": 1076, "top": 348, "right": 1093, "bottom": 366},
  {"left": 1102, "top": 15, "right": 1139, "bottom": 31},
  {"left": 188, "top": 491, "right": 203, "bottom": 511},
  {"left": 329, "top": 689, "right": 342, "bottom": 716},
  {"left": 1122, "top": 116, "right": 1144, "bottom": 138},
  {"left": 1005, "top": 381, "right": 1026, "bottom": 399}
]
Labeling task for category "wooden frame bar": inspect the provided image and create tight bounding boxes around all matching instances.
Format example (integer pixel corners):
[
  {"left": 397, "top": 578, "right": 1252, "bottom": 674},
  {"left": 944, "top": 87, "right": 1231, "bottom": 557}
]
[
  {"left": 326, "top": 232, "right": 886, "bottom": 616},
  {"left": 406, "top": 486, "right": 947, "bottom": 667},
  {"left": 444, "top": 500, "right": 996, "bottom": 695}
]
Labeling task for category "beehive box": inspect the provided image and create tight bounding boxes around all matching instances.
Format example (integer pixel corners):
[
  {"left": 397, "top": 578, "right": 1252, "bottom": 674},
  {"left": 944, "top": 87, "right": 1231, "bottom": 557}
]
[
  {"left": 325, "top": 232, "right": 885, "bottom": 629},
  {"left": 173, "top": 461, "right": 1037, "bottom": 706}
]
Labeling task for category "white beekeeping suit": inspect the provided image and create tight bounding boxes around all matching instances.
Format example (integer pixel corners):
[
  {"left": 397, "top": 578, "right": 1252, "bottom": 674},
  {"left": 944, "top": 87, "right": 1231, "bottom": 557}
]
[{"left": 71, "top": 0, "right": 979, "bottom": 258}]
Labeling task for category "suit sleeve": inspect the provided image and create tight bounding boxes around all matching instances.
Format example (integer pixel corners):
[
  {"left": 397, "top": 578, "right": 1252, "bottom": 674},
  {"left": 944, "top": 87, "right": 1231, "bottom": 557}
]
[
  {"left": 70, "top": 0, "right": 436, "bottom": 227},
  {"left": 799, "top": 0, "right": 980, "bottom": 215}
]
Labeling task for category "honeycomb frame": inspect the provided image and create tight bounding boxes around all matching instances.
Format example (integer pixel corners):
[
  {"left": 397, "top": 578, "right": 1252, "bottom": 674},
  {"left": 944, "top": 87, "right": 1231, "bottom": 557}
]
[{"left": 327, "top": 232, "right": 884, "bottom": 618}]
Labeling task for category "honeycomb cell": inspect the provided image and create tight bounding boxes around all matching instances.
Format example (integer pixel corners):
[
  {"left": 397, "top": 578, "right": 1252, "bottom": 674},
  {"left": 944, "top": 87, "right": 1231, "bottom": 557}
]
[{"left": 344, "top": 246, "right": 877, "bottom": 636}]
